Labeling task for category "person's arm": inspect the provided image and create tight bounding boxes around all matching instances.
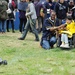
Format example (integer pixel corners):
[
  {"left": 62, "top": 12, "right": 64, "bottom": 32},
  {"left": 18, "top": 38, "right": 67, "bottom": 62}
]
[
  {"left": 26, "top": 3, "right": 34, "bottom": 16},
  {"left": 44, "top": 19, "right": 58, "bottom": 31},
  {"left": 47, "top": 23, "right": 67, "bottom": 31},
  {"left": 49, "top": 27, "right": 58, "bottom": 31},
  {"left": 58, "top": 23, "right": 67, "bottom": 29}
]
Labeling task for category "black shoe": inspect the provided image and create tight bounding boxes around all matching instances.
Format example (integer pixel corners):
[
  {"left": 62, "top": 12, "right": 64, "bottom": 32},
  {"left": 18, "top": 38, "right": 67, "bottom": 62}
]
[
  {"left": 0, "top": 58, "right": 3, "bottom": 65},
  {"left": 3, "top": 60, "right": 7, "bottom": 65},
  {"left": 18, "top": 37, "right": 24, "bottom": 40},
  {"left": 35, "top": 39, "right": 39, "bottom": 41},
  {"left": 7, "top": 30, "right": 10, "bottom": 32},
  {"left": 12, "top": 31, "right": 15, "bottom": 33}
]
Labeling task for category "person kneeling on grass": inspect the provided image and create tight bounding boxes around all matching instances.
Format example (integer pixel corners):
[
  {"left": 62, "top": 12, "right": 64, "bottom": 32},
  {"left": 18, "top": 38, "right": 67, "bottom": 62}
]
[
  {"left": 59, "top": 16, "right": 75, "bottom": 48},
  {"left": 40, "top": 11, "right": 60, "bottom": 49}
]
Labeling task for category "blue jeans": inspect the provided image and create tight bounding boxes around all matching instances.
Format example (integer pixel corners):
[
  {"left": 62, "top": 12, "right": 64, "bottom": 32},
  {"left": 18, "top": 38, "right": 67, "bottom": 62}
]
[
  {"left": 42, "top": 37, "right": 57, "bottom": 49},
  {"left": 61, "top": 34, "right": 68, "bottom": 44},
  {"left": 0, "top": 20, "right": 6, "bottom": 32},
  {"left": 21, "top": 19, "right": 39, "bottom": 40}
]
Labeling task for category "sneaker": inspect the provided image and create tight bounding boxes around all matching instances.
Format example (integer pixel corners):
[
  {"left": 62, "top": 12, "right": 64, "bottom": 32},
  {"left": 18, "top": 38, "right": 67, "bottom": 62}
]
[
  {"left": 60, "top": 44, "right": 64, "bottom": 47},
  {"left": 62, "top": 44, "right": 70, "bottom": 48},
  {"left": 0, "top": 58, "right": 3, "bottom": 65},
  {"left": 3, "top": 60, "right": 7, "bottom": 65},
  {"left": 34, "top": 39, "right": 39, "bottom": 41}
]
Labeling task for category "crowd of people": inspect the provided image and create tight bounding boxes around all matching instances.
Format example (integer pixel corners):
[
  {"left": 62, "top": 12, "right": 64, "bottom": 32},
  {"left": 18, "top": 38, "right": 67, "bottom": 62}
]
[
  {"left": 0, "top": 0, "right": 17, "bottom": 33},
  {"left": 0, "top": 0, "right": 75, "bottom": 49},
  {"left": 39, "top": 0, "right": 75, "bottom": 49}
]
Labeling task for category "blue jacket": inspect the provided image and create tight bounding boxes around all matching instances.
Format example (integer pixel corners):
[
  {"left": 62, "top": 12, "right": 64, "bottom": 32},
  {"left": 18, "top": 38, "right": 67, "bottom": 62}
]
[
  {"left": 18, "top": 1, "right": 28, "bottom": 19},
  {"left": 18, "top": 1, "right": 28, "bottom": 11}
]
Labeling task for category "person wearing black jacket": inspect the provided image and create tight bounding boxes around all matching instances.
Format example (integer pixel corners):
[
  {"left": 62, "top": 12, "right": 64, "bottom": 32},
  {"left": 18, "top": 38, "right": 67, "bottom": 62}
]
[
  {"left": 6, "top": 2, "right": 15, "bottom": 33},
  {"left": 40, "top": 11, "right": 60, "bottom": 49},
  {"left": 54, "top": 0, "right": 68, "bottom": 25},
  {"left": 5, "top": 0, "right": 9, "bottom": 3}
]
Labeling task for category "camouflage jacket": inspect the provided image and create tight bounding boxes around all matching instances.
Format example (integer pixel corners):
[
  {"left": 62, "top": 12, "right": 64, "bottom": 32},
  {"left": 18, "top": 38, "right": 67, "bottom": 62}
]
[{"left": 0, "top": 0, "right": 8, "bottom": 20}]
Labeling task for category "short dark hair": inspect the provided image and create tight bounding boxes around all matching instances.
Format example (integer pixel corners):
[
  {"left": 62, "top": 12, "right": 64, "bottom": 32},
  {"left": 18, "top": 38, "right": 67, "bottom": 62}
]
[
  {"left": 29, "top": 0, "right": 34, "bottom": 2},
  {"left": 29, "top": 0, "right": 32, "bottom": 1},
  {"left": 66, "top": 16, "right": 72, "bottom": 20}
]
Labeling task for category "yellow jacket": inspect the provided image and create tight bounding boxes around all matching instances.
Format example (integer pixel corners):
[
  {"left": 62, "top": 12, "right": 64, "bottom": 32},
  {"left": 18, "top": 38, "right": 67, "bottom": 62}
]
[
  {"left": 66, "top": 20, "right": 75, "bottom": 34},
  {"left": 60, "top": 20, "right": 75, "bottom": 38}
]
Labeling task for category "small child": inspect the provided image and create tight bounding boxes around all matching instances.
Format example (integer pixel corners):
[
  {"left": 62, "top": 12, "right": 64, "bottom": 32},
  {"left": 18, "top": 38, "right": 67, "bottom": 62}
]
[{"left": 60, "top": 16, "right": 75, "bottom": 48}]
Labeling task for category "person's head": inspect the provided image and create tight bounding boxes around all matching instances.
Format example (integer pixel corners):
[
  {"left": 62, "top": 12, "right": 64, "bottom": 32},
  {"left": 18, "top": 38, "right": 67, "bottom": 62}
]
[
  {"left": 55, "top": 0, "right": 59, "bottom": 2},
  {"left": 46, "top": 0, "right": 52, "bottom": 2},
  {"left": 69, "top": 0, "right": 74, "bottom": 5},
  {"left": 66, "top": 16, "right": 72, "bottom": 24},
  {"left": 51, "top": 11, "right": 56, "bottom": 20},
  {"left": 26, "top": 0, "right": 32, "bottom": 2},
  {"left": 59, "top": 0, "right": 65, "bottom": 3},
  {"left": 20, "top": 0, "right": 26, "bottom": 2}
]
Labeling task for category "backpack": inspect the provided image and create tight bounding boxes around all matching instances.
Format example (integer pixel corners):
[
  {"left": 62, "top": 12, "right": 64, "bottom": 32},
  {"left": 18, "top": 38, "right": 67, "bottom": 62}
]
[
  {"left": 0, "top": 0, "right": 8, "bottom": 20},
  {"left": 40, "top": 2, "right": 45, "bottom": 17},
  {"left": 40, "top": 8, "right": 45, "bottom": 17}
]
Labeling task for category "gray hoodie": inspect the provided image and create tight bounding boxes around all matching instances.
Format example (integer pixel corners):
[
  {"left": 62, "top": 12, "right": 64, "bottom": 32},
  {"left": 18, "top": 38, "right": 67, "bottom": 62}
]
[{"left": 26, "top": 2, "right": 37, "bottom": 19}]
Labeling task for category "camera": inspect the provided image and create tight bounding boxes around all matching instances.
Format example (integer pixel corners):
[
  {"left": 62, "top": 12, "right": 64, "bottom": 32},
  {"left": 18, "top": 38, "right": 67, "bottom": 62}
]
[{"left": 0, "top": 58, "right": 7, "bottom": 65}]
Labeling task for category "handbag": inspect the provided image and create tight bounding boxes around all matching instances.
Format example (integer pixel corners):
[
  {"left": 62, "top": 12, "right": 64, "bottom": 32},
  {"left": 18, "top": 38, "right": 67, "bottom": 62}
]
[
  {"left": 6, "top": 8, "right": 12, "bottom": 14},
  {"left": 40, "top": 8, "right": 45, "bottom": 17}
]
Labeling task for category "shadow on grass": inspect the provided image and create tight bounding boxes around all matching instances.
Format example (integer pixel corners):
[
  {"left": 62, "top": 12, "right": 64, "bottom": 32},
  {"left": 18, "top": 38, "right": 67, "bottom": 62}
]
[
  {"left": 0, "top": 72, "right": 5, "bottom": 74},
  {"left": 51, "top": 47, "right": 62, "bottom": 52},
  {"left": 51, "top": 47, "right": 74, "bottom": 52},
  {"left": 60, "top": 47, "right": 74, "bottom": 51}
]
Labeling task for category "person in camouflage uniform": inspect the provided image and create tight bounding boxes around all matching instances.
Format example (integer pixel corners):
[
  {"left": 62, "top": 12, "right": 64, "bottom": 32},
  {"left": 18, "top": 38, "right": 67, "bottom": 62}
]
[{"left": 0, "top": 0, "right": 8, "bottom": 33}]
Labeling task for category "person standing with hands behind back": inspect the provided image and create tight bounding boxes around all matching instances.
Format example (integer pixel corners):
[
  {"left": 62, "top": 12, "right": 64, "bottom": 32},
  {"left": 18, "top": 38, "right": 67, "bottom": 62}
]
[{"left": 18, "top": 0, "right": 39, "bottom": 41}]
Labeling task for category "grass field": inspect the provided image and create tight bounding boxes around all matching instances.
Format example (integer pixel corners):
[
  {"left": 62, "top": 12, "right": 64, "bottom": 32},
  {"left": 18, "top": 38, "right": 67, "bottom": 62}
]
[{"left": 0, "top": 31, "right": 75, "bottom": 75}]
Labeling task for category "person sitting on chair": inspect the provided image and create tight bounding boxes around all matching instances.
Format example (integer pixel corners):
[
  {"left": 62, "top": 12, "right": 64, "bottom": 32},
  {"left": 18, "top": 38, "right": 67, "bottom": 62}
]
[{"left": 59, "top": 16, "right": 75, "bottom": 48}]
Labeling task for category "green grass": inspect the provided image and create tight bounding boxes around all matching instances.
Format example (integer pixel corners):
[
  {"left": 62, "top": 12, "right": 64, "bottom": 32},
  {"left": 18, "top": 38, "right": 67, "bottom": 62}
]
[{"left": 0, "top": 31, "right": 75, "bottom": 75}]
